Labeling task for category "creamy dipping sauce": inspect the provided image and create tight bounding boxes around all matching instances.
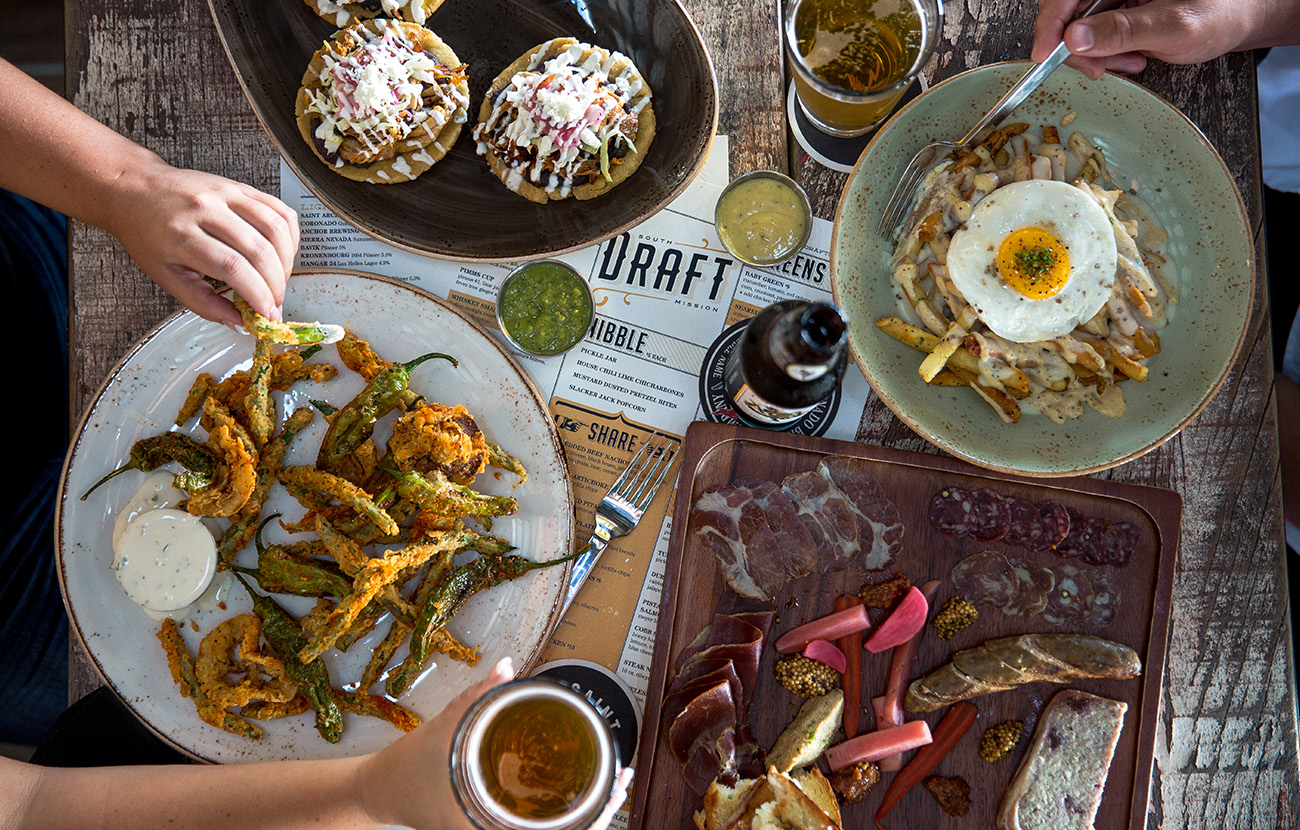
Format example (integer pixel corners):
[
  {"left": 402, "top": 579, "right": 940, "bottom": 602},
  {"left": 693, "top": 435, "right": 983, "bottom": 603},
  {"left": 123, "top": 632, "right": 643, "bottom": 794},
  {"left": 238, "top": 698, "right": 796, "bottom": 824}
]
[
  {"left": 113, "top": 509, "right": 217, "bottom": 613},
  {"left": 111, "top": 472, "right": 219, "bottom": 618},
  {"left": 715, "top": 174, "right": 810, "bottom": 265}
]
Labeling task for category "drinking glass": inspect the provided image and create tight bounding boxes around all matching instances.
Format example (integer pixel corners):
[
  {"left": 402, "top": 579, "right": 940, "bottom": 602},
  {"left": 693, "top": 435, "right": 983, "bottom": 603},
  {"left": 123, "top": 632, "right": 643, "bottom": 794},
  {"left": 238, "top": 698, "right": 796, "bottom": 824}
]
[{"left": 785, "top": 0, "right": 944, "bottom": 137}]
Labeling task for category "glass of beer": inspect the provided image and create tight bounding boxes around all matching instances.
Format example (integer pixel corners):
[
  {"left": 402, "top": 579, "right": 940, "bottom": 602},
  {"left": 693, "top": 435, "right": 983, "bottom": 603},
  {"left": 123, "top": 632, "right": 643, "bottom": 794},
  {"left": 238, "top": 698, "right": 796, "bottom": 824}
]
[{"left": 785, "top": 0, "right": 944, "bottom": 137}]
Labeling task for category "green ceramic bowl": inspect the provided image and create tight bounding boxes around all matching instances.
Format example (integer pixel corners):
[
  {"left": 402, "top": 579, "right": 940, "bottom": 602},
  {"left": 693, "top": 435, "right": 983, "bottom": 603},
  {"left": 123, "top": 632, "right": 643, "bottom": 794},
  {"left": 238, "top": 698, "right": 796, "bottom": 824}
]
[{"left": 831, "top": 62, "right": 1254, "bottom": 477}]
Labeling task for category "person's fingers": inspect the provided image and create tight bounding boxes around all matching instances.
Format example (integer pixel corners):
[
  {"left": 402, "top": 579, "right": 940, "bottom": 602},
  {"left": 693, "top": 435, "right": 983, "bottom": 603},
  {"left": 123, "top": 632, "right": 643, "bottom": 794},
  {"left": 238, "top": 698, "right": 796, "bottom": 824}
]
[
  {"left": 1061, "top": 52, "right": 1111, "bottom": 79},
  {"left": 586, "top": 767, "right": 635, "bottom": 830},
  {"left": 1106, "top": 51, "right": 1149, "bottom": 74},
  {"left": 1064, "top": 4, "right": 1175, "bottom": 59},
  {"left": 178, "top": 232, "right": 279, "bottom": 318},
  {"left": 155, "top": 268, "right": 244, "bottom": 328},
  {"left": 230, "top": 196, "right": 296, "bottom": 296},
  {"left": 200, "top": 215, "right": 285, "bottom": 305},
  {"left": 444, "top": 657, "right": 515, "bottom": 719},
  {"left": 1032, "top": 0, "right": 1094, "bottom": 61}
]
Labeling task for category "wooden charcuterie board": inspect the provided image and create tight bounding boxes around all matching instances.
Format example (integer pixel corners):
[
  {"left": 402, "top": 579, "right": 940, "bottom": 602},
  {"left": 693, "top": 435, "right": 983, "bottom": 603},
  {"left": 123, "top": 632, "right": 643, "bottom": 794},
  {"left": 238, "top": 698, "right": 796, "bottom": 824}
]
[{"left": 628, "top": 422, "right": 1180, "bottom": 830}]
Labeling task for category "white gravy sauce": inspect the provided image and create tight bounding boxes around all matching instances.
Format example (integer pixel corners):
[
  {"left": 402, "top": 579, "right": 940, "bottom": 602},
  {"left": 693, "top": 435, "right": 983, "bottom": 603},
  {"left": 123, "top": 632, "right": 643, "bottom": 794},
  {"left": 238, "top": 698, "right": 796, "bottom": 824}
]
[{"left": 111, "top": 473, "right": 218, "bottom": 618}]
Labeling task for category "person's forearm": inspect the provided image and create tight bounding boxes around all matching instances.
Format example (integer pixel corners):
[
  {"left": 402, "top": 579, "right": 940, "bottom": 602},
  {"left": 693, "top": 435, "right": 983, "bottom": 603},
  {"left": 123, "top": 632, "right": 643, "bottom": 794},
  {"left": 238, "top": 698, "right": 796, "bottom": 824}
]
[
  {"left": 1237, "top": 0, "right": 1300, "bottom": 50},
  {"left": 8, "top": 755, "right": 378, "bottom": 830},
  {"left": 0, "top": 57, "right": 166, "bottom": 235}
]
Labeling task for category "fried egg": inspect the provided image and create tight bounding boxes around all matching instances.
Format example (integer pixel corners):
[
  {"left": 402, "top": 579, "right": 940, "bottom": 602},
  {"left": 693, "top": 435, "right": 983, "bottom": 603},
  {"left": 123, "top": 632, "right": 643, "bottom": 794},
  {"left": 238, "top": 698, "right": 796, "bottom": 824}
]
[{"left": 946, "top": 179, "right": 1118, "bottom": 343}]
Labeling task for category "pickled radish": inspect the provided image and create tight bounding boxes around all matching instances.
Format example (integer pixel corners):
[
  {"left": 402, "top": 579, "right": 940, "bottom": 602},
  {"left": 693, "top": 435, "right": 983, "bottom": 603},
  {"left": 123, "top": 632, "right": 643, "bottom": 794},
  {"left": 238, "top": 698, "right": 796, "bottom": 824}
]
[
  {"left": 864, "top": 587, "right": 929, "bottom": 653},
  {"left": 825, "top": 720, "right": 933, "bottom": 772},
  {"left": 775, "top": 604, "right": 871, "bottom": 653},
  {"left": 802, "top": 640, "right": 847, "bottom": 673}
]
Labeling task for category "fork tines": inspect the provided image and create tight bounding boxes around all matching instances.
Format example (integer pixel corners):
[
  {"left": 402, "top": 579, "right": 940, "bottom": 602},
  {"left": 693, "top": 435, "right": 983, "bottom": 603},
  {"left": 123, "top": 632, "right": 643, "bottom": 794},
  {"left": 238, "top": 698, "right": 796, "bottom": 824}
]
[{"left": 612, "top": 432, "right": 679, "bottom": 511}]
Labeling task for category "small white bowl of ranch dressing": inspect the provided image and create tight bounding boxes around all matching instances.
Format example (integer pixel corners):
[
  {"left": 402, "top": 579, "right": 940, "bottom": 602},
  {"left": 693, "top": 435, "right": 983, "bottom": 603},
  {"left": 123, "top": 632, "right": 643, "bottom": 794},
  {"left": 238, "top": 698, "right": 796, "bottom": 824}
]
[{"left": 111, "top": 471, "right": 228, "bottom": 620}]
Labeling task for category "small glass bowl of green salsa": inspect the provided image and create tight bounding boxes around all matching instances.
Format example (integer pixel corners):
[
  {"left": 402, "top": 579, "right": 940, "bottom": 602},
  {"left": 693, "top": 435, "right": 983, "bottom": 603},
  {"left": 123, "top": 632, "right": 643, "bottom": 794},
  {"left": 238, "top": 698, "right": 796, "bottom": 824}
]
[{"left": 495, "top": 260, "right": 595, "bottom": 357}]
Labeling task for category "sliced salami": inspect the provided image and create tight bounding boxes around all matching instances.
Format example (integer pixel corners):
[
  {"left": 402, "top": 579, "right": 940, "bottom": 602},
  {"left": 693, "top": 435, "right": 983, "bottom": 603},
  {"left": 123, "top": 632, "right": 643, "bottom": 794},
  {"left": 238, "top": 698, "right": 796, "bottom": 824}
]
[
  {"left": 969, "top": 488, "right": 1012, "bottom": 542},
  {"left": 1043, "top": 564, "right": 1095, "bottom": 624},
  {"left": 1003, "top": 496, "right": 1045, "bottom": 548},
  {"left": 1101, "top": 521, "right": 1139, "bottom": 566},
  {"left": 930, "top": 486, "right": 977, "bottom": 538},
  {"left": 951, "top": 550, "right": 1020, "bottom": 608},
  {"left": 1087, "top": 570, "right": 1120, "bottom": 627},
  {"left": 1031, "top": 501, "right": 1072, "bottom": 551},
  {"left": 1058, "top": 511, "right": 1110, "bottom": 565},
  {"left": 1005, "top": 557, "right": 1055, "bottom": 617}
]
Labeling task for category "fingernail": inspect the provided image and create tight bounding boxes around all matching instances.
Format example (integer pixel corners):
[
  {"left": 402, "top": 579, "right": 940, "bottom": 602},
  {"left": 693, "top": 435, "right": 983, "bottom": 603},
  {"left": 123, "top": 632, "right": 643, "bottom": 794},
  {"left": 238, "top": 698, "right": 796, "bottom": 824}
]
[
  {"left": 270, "top": 305, "right": 284, "bottom": 322},
  {"left": 1068, "top": 24, "right": 1094, "bottom": 53},
  {"left": 494, "top": 656, "right": 514, "bottom": 678}
]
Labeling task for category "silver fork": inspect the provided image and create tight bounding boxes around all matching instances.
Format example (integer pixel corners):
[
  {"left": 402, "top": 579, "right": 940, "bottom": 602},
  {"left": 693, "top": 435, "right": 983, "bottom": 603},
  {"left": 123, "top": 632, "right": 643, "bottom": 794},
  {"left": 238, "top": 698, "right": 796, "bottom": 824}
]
[
  {"left": 877, "top": 0, "right": 1127, "bottom": 238},
  {"left": 560, "top": 432, "right": 679, "bottom": 617}
]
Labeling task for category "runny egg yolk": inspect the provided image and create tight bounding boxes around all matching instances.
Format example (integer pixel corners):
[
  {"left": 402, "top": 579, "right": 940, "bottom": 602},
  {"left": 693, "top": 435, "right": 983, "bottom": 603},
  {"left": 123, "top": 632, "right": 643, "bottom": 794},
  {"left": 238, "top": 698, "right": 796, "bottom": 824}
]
[{"left": 996, "top": 228, "right": 1071, "bottom": 299}]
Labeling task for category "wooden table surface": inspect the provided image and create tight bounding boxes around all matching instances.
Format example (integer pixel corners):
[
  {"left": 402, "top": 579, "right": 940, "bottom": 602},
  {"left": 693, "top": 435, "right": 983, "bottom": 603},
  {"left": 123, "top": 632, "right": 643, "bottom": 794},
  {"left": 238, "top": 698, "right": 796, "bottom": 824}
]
[{"left": 64, "top": 0, "right": 1297, "bottom": 825}]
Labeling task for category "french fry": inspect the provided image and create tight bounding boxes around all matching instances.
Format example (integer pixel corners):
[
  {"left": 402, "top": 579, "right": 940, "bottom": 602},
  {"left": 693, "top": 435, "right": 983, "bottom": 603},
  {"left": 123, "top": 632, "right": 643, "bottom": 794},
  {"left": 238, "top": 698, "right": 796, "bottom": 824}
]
[
  {"left": 970, "top": 381, "right": 1021, "bottom": 424},
  {"left": 920, "top": 338, "right": 961, "bottom": 382},
  {"left": 1132, "top": 328, "right": 1160, "bottom": 358},
  {"left": 929, "top": 370, "right": 971, "bottom": 387},
  {"left": 981, "top": 122, "right": 1029, "bottom": 155},
  {"left": 1110, "top": 351, "right": 1149, "bottom": 382}
]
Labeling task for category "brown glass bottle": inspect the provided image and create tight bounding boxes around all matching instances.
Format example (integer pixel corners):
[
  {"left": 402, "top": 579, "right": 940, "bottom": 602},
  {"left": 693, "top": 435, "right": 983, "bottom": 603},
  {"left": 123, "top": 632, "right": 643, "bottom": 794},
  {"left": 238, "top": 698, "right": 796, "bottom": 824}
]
[{"left": 722, "top": 299, "right": 848, "bottom": 427}]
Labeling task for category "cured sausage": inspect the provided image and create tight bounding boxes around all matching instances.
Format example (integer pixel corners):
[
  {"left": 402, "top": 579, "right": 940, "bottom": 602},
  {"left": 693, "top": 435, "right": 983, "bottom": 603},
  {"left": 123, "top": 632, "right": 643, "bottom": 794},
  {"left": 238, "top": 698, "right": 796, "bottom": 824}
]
[
  {"left": 929, "top": 487, "right": 976, "bottom": 537},
  {"left": 1043, "top": 564, "right": 1094, "bottom": 625},
  {"left": 951, "top": 550, "right": 1019, "bottom": 608},
  {"left": 1002, "top": 496, "right": 1044, "bottom": 548},
  {"left": 1032, "top": 501, "right": 1071, "bottom": 551},
  {"left": 969, "top": 488, "right": 1012, "bottom": 541}
]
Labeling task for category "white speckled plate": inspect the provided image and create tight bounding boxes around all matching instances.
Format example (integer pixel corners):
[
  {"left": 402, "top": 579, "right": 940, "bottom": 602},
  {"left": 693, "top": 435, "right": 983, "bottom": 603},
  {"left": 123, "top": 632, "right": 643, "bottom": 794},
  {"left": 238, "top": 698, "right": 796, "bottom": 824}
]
[
  {"left": 56, "top": 269, "right": 575, "bottom": 763},
  {"left": 832, "top": 62, "right": 1254, "bottom": 476}
]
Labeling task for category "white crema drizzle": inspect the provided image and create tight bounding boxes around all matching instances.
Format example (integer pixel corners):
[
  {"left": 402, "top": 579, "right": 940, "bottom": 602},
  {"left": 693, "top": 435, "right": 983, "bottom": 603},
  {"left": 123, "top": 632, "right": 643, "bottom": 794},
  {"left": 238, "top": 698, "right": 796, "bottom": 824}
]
[
  {"left": 474, "top": 42, "right": 647, "bottom": 197},
  {"left": 304, "top": 20, "right": 468, "bottom": 160}
]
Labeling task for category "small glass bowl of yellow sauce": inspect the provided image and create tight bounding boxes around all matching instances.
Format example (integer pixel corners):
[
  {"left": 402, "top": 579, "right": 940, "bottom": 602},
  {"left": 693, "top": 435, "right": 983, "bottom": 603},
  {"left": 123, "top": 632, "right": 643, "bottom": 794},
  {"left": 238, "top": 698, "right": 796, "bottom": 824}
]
[
  {"left": 714, "top": 170, "right": 813, "bottom": 266},
  {"left": 495, "top": 260, "right": 595, "bottom": 357},
  {"left": 451, "top": 679, "right": 620, "bottom": 830}
]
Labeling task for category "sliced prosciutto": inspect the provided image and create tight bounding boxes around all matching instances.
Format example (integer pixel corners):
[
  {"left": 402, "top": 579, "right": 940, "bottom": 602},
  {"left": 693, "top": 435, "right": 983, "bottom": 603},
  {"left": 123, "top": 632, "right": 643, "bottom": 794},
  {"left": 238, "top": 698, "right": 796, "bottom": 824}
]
[
  {"left": 782, "top": 469, "right": 861, "bottom": 570},
  {"left": 667, "top": 679, "right": 739, "bottom": 792},
  {"left": 662, "top": 611, "right": 774, "bottom": 793},
  {"left": 816, "top": 456, "right": 904, "bottom": 570}
]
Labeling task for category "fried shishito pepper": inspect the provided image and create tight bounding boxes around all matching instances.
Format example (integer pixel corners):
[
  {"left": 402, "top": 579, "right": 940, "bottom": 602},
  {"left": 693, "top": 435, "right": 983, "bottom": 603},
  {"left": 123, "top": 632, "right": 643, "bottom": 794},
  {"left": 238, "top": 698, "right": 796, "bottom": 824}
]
[
  {"left": 235, "top": 575, "right": 344, "bottom": 743},
  {"left": 82, "top": 432, "right": 219, "bottom": 500},
  {"left": 387, "top": 547, "right": 581, "bottom": 697},
  {"left": 318, "top": 350, "right": 457, "bottom": 473}
]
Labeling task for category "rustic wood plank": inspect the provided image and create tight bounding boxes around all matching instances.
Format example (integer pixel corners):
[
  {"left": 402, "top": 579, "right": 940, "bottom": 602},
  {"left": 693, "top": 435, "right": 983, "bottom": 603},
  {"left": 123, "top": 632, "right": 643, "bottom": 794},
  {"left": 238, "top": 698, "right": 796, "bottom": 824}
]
[
  {"left": 64, "top": 0, "right": 278, "bottom": 702},
  {"left": 679, "top": 0, "right": 787, "bottom": 175}
]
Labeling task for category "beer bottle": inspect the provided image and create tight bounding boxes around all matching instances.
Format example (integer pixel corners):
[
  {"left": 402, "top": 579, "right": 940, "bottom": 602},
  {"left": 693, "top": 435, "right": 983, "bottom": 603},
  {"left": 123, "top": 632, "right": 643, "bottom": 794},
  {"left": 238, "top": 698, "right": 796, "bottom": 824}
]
[{"left": 722, "top": 299, "right": 848, "bottom": 427}]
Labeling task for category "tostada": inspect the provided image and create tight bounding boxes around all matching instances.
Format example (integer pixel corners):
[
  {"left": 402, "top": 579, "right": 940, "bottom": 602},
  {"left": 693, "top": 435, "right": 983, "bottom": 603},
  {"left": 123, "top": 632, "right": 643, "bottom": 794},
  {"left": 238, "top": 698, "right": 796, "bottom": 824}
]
[
  {"left": 472, "top": 37, "right": 656, "bottom": 203},
  {"left": 295, "top": 18, "right": 469, "bottom": 184},
  {"left": 302, "top": 0, "right": 445, "bottom": 29}
]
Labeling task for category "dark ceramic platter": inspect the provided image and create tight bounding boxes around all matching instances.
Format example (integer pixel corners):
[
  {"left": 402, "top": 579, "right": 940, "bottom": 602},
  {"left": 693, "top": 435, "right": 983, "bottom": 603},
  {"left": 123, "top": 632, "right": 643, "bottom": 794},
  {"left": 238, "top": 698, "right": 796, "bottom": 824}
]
[{"left": 207, "top": 0, "right": 718, "bottom": 261}]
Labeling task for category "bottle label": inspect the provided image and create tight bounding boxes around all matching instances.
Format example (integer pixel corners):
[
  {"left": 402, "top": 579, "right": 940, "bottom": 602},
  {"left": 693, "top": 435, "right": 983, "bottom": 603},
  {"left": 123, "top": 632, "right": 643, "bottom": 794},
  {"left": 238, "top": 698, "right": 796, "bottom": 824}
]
[
  {"left": 732, "top": 383, "right": 817, "bottom": 425},
  {"left": 786, "top": 362, "right": 830, "bottom": 382}
]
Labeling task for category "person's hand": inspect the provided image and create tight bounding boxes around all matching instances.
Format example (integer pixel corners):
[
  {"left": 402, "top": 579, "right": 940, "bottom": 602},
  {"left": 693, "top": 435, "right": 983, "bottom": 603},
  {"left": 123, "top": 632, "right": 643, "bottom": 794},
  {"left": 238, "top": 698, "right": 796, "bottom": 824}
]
[
  {"left": 1031, "top": 0, "right": 1263, "bottom": 79},
  {"left": 105, "top": 160, "right": 299, "bottom": 329},
  {"left": 358, "top": 657, "right": 634, "bottom": 830}
]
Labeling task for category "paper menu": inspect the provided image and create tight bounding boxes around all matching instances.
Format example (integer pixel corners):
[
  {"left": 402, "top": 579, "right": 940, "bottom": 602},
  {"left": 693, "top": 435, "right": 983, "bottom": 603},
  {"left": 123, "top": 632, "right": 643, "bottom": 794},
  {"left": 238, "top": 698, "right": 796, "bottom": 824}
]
[{"left": 280, "top": 139, "right": 873, "bottom": 799}]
